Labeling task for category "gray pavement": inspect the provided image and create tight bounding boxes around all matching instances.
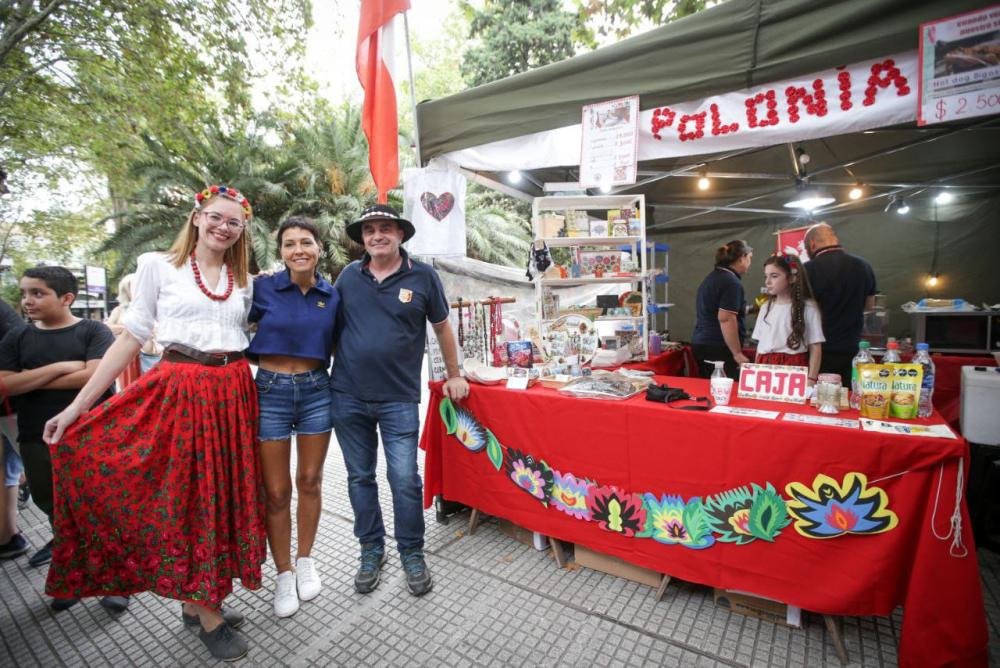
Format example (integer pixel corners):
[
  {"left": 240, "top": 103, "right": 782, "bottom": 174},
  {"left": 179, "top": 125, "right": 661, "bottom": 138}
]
[{"left": 3, "top": 429, "right": 999, "bottom": 666}]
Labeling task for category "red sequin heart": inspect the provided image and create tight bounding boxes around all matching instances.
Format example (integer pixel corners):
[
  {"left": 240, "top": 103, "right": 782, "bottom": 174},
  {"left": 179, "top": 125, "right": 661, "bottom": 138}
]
[{"left": 420, "top": 192, "right": 455, "bottom": 221}]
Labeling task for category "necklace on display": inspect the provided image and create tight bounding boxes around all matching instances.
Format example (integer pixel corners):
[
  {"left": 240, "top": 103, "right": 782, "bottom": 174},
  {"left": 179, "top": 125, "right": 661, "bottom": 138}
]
[{"left": 190, "top": 251, "right": 234, "bottom": 301}]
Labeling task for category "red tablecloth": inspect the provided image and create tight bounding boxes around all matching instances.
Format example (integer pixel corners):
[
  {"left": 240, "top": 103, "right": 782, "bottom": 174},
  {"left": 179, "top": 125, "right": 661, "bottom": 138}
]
[
  {"left": 421, "top": 377, "right": 988, "bottom": 668},
  {"left": 622, "top": 346, "right": 695, "bottom": 376}
]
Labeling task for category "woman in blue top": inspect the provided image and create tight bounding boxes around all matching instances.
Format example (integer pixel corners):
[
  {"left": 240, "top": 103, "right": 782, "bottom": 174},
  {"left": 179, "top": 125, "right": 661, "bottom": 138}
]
[
  {"left": 248, "top": 217, "right": 339, "bottom": 619},
  {"left": 691, "top": 240, "right": 753, "bottom": 380}
]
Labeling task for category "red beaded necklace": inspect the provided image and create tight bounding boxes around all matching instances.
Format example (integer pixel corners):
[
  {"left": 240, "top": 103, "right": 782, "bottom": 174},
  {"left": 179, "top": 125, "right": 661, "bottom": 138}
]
[{"left": 189, "top": 251, "right": 234, "bottom": 301}]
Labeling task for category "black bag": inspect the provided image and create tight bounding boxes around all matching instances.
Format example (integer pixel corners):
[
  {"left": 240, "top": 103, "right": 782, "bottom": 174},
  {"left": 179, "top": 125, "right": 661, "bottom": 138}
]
[{"left": 645, "top": 383, "right": 712, "bottom": 410}]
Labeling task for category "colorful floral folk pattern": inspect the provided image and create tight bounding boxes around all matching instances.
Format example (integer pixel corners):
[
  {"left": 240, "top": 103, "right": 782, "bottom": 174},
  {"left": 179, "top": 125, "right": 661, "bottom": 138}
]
[
  {"left": 438, "top": 397, "right": 900, "bottom": 550},
  {"left": 46, "top": 360, "right": 266, "bottom": 608}
]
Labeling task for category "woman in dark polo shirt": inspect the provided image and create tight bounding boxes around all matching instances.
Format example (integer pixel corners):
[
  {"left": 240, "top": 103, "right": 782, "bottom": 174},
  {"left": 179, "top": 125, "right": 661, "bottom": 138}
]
[
  {"left": 248, "top": 216, "right": 339, "bottom": 618},
  {"left": 691, "top": 240, "right": 753, "bottom": 380}
]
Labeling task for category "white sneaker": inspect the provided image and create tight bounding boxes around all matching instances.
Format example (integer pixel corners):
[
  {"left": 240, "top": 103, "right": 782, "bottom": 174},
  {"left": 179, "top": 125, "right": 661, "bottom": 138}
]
[
  {"left": 273, "top": 570, "right": 299, "bottom": 618},
  {"left": 296, "top": 557, "right": 322, "bottom": 601}
]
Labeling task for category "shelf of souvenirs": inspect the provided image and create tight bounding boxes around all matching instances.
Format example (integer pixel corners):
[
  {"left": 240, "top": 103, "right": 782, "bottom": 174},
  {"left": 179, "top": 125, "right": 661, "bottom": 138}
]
[
  {"left": 539, "top": 272, "right": 647, "bottom": 286},
  {"left": 534, "top": 235, "right": 643, "bottom": 248}
]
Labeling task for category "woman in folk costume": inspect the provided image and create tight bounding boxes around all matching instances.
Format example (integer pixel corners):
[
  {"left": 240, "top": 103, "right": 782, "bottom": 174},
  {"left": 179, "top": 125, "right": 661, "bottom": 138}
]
[{"left": 42, "top": 185, "right": 265, "bottom": 662}]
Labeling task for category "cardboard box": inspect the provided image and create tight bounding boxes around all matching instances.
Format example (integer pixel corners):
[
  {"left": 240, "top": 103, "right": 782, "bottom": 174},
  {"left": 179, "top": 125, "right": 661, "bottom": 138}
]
[
  {"left": 573, "top": 544, "right": 663, "bottom": 587},
  {"left": 498, "top": 519, "right": 548, "bottom": 551},
  {"left": 713, "top": 588, "right": 802, "bottom": 627}
]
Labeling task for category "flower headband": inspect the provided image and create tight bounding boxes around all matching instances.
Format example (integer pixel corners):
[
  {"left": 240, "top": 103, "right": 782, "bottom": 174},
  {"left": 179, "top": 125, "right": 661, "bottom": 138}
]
[
  {"left": 782, "top": 253, "right": 800, "bottom": 275},
  {"left": 194, "top": 185, "right": 253, "bottom": 220}
]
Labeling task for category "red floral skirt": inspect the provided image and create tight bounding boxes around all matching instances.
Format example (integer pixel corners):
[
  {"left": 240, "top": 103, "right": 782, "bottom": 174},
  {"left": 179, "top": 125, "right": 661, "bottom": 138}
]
[
  {"left": 45, "top": 359, "right": 266, "bottom": 608},
  {"left": 755, "top": 351, "right": 808, "bottom": 367}
]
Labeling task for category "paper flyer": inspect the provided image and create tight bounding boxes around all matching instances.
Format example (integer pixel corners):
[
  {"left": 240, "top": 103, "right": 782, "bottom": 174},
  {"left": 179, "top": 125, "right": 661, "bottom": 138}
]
[
  {"left": 710, "top": 406, "right": 780, "bottom": 420},
  {"left": 782, "top": 413, "right": 859, "bottom": 429},
  {"left": 859, "top": 418, "right": 958, "bottom": 439}
]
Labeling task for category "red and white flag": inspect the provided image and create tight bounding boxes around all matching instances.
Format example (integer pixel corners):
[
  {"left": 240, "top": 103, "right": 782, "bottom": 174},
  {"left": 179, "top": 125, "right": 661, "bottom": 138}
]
[{"left": 357, "top": 0, "right": 410, "bottom": 204}]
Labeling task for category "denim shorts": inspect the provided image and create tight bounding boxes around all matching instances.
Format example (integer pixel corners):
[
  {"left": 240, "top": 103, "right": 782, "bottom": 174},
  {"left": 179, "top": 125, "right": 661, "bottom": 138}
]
[
  {"left": 255, "top": 367, "right": 332, "bottom": 441},
  {"left": 3, "top": 434, "right": 23, "bottom": 487}
]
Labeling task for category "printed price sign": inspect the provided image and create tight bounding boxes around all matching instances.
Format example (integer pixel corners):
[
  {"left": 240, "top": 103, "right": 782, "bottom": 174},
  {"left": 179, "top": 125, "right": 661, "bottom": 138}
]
[
  {"left": 918, "top": 5, "right": 1000, "bottom": 125},
  {"left": 737, "top": 363, "right": 809, "bottom": 404}
]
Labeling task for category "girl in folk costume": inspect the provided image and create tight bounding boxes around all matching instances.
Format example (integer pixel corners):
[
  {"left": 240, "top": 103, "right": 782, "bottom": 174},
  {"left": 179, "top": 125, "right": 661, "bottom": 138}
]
[
  {"left": 42, "top": 186, "right": 265, "bottom": 661},
  {"left": 104, "top": 274, "right": 142, "bottom": 391},
  {"left": 752, "top": 253, "right": 825, "bottom": 385}
]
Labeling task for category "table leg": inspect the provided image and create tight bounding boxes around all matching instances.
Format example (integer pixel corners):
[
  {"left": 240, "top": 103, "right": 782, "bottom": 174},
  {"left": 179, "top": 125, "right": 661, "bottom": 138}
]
[
  {"left": 655, "top": 574, "right": 672, "bottom": 601},
  {"left": 468, "top": 508, "right": 482, "bottom": 535},
  {"left": 823, "top": 614, "right": 849, "bottom": 665},
  {"left": 549, "top": 538, "right": 566, "bottom": 568}
]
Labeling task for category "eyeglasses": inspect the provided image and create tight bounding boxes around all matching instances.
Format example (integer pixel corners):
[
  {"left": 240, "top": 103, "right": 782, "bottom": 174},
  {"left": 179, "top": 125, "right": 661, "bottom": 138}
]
[{"left": 200, "top": 210, "right": 245, "bottom": 230}]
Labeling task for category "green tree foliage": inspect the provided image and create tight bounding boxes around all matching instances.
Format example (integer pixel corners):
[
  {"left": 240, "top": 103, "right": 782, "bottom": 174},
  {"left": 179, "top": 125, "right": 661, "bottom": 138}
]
[
  {"left": 577, "top": 0, "right": 710, "bottom": 40},
  {"left": 0, "top": 1, "right": 312, "bottom": 193},
  {"left": 459, "top": 0, "right": 589, "bottom": 87}
]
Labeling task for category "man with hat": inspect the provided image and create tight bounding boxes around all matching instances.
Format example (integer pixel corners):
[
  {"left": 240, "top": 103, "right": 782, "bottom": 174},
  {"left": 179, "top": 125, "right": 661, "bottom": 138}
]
[{"left": 331, "top": 204, "right": 469, "bottom": 597}]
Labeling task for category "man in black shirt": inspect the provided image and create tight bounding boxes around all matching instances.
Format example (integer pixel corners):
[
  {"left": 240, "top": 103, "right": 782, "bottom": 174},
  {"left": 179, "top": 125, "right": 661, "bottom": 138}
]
[
  {"left": 0, "top": 267, "right": 122, "bottom": 611},
  {"left": 803, "top": 223, "right": 877, "bottom": 382}
]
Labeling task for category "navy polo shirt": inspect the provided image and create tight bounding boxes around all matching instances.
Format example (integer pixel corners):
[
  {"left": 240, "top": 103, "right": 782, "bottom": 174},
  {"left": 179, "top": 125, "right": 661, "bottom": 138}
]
[
  {"left": 692, "top": 266, "right": 747, "bottom": 346},
  {"left": 248, "top": 270, "right": 339, "bottom": 364},
  {"left": 332, "top": 249, "right": 449, "bottom": 403}
]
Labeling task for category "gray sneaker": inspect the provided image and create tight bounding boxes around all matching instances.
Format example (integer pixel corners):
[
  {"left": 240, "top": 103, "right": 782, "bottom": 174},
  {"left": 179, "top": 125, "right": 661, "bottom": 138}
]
[
  {"left": 401, "top": 550, "right": 433, "bottom": 596},
  {"left": 198, "top": 622, "right": 248, "bottom": 662},
  {"left": 354, "top": 543, "right": 387, "bottom": 594}
]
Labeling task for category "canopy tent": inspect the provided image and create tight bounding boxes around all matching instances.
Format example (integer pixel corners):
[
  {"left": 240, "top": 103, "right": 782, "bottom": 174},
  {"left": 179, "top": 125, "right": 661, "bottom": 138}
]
[{"left": 415, "top": 0, "right": 1000, "bottom": 341}]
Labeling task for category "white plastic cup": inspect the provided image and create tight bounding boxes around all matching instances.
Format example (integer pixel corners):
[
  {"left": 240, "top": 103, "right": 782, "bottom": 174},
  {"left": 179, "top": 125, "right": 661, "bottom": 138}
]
[{"left": 710, "top": 377, "right": 734, "bottom": 405}]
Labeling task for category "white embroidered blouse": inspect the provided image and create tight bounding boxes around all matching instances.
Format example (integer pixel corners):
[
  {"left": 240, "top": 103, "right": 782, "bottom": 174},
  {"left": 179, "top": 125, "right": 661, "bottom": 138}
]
[{"left": 122, "top": 252, "right": 253, "bottom": 353}]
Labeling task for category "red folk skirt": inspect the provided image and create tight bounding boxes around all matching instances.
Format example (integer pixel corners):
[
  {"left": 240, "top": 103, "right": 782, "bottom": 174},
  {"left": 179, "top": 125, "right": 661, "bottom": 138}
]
[
  {"left": 755, "top": 351, "right": 809, "bottom": 367},
  {"left": 45, "top": 358, "right": 266, "bottom": 608}
]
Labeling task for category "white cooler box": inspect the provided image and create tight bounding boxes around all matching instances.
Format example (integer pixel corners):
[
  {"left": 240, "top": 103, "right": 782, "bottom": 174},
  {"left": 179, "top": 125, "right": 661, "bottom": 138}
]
[{"left": 960, "top": 366, "right": 1000, "bottom": 445}]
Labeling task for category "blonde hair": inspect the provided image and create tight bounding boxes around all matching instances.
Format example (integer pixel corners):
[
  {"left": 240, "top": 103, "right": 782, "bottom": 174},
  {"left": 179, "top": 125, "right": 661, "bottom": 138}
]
[
  {"left": 166, "top": 196, "right": 251, "bottom": 288},
  {"left": 117, "top": 273, "right": 135, "bottom": 306}
]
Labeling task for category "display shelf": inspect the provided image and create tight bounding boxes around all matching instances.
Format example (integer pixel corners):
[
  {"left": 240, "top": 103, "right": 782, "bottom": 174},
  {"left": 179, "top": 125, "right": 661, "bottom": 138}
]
[
  {"left": 537, "top": 236, "right": 641, "bottom": 247},
  {"left": 532, "top": 194, "right": 650, "bottom": 361},
  {"left": 539, "top": 274, "right": 645, "bottom": 286}
]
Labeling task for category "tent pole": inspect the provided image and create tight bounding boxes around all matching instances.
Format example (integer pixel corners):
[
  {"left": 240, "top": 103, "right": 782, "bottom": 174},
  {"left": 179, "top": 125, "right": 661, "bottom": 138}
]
[{"left": 403, "top": 12, "right": 422, "bottom": 166}]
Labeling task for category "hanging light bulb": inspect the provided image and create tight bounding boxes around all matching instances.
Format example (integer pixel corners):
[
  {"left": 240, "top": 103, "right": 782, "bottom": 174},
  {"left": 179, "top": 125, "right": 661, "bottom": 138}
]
[
  {"left": 935, "top": 191, "right": 953, "bottom": 205},
  {"left": 697, "top": 173, "right": 711, "bottom": 191},
  {"left": 926, "top": 273, "right": 939, "bottom": 287},
  {"left": 896, "top": 197, "right": 910, "bottom": 215},
  {"left": 848, "top": 184, "right": 863, "bottom": 200},
  {"left": 507, "top": 170, "right": 522, "bottom": 184},
  {"left": 598, "top": 181, "right": 613, "bottom": 194}
]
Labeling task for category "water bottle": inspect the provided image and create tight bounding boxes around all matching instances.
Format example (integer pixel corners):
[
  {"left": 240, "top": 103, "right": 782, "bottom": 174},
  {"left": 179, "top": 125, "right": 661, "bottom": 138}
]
[
  {"left": 850, "top": 340, "right": 875, "bottom": 409},
  {"left": 914, "top": 342, "right": 936, "bottom": 418},
  {"left": 883, "top": 340, "right": 901, "bottom": 364}
]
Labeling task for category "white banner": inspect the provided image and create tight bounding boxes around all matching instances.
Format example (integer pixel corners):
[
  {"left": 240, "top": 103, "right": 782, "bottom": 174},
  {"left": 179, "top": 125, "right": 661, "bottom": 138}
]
[{"left": 440, "top": 52, "right": 920, "bottom": 172}]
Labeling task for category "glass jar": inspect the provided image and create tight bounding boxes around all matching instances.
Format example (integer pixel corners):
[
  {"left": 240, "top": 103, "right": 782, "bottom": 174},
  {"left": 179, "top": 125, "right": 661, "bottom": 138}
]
[{"left": 816, "top": 373, "right": 842, "bottom": 414}]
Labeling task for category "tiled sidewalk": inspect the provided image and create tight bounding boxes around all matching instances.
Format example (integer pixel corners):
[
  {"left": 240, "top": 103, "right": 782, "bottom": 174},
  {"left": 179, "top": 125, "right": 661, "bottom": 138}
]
[{"left": 2, "top": 436, "right": 997, "bottom": 666}]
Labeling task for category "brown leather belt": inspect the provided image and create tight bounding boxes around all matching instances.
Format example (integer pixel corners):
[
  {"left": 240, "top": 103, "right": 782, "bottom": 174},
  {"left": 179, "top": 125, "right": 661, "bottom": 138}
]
[{"left": 162, "top": 343, "right": 245, "bottom": 367}]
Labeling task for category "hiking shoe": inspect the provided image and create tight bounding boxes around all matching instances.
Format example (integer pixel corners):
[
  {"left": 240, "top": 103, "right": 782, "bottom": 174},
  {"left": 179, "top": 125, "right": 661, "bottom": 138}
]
[
  {"left": 354, "top": 543, "right": 387, "bottom": 594},
  {"left": 28, "top": 540, "right": 52, "bottom": 567},
  {"left": 17, "top": 480, "right": 30, "bottom": 510},
  {"left": 401, "top": 550, "right": 433, "bottom": 596},
  {"left": 182, "top": 606, "right": 245, "bottom": 629},
  {"left": 99, "top": 596, "right": 130, "bottom": 614},
  {"left": 296, "top": 557, "right": 321, "bottom": 601},
  {"left": 198, "top": 622, "right": 248, "bottom": 662},
  {"left": 273, "top": 570, "right": 298, "bottom": 618},
  {"left": 0, "top": 533, "right": 29, "bottom": 559},
  {"left": 50, "top": 597, "right": 80, "bottom": 612}
]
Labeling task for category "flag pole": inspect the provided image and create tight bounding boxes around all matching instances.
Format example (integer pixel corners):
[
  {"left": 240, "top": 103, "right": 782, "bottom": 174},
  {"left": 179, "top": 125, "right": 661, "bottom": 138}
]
[{"left": 402, "top": 11, "right": 422, "bottom": 166}]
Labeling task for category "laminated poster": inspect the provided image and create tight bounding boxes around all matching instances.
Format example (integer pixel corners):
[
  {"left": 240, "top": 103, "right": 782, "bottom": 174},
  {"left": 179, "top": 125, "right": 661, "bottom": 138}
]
[
  {"left": 859, "top": 418, "right": 958, "bottom": 439},
  {"left": 710, "top": 406, "right": 780, "bottom": 420},
  {"left": 918, "top": 5, "right": 1000, "bottom": 125},
  {"left": 782, "top": 413, "right": 859, "bottom": 430},
  {"left": 579, "top": 95, "right": 639, "bottom": 188}
]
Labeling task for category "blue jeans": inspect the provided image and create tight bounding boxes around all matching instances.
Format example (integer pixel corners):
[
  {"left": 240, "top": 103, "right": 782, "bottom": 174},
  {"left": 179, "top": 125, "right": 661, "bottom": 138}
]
[{"left": 330, "top": 391, "right": 423, "bottom": 553}]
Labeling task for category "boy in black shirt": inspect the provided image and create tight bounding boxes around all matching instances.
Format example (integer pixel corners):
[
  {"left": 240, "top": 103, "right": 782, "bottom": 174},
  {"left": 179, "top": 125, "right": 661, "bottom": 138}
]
[{"left": 0, "top": 266, "right": 122, "bottom": 611}]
